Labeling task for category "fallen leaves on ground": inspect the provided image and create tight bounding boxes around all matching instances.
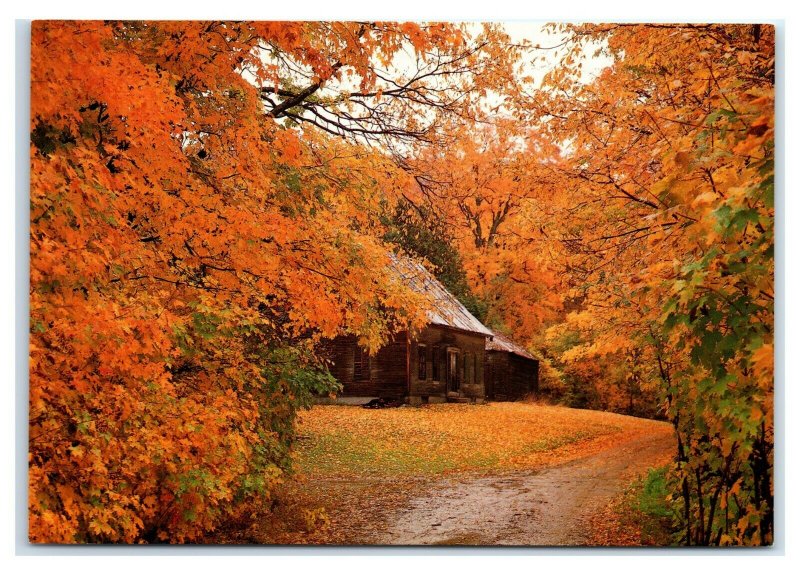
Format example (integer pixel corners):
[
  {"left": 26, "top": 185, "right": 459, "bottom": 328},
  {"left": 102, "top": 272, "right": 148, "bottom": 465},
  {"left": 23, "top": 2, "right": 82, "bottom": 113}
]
[
  {"left": 293, "top": 402, "right": 672, "bottom": 478},
  {"left": 226, "top": 402, "right": 674, "bottom": 544},
  {"left": 587, "top": 460, "right": 676, "bottom": 547}
]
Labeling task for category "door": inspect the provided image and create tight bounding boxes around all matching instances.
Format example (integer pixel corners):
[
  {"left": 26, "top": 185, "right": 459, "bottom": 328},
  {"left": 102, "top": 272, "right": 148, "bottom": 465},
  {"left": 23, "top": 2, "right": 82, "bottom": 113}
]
[{"left": 446, "top": 349, "right": 460, "bottom": 392}]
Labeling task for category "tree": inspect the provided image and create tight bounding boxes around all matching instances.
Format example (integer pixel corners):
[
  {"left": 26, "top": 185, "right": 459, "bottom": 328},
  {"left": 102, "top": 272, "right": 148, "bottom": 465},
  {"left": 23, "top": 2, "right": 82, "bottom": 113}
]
[
  {"left": 382, "top": 198, "right": 488, "bottom": 320},
  {"left": 257, "top": 22, "right": 524, "bottom": 149},
  {"left": 400, "top": 121, "right": 564, "bottom": 343},
  {"left": 535, "top": 23, "right": 774, "bottom": 545}
]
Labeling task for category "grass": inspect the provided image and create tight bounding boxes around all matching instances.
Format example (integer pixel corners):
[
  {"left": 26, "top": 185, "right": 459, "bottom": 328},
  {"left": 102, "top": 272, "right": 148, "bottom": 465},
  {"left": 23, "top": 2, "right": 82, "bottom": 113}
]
[
  {"left": 296, "top": 431, "right": 465, "bottom": 475},
  {"left": 292, "top": 402, "right": 667, "bottom": 478},
  {"left": 634, "top": 466, "right": 676, "bottom": 545},
  {"left": 589, "top": 465, "right": 677, "bottom": 546}
]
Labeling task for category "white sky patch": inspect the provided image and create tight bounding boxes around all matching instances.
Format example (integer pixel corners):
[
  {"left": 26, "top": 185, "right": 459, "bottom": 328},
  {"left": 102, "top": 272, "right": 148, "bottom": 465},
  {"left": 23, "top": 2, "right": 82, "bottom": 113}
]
[{"left": 501, "top": 22, "right": 614, "bottom": 87}]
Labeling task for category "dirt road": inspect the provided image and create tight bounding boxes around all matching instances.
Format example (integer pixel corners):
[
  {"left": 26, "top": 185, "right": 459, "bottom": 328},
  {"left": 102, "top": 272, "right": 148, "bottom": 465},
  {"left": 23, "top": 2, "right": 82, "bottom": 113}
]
[{"left": 366, "top": 428, "right": 674, "bottom": 546}]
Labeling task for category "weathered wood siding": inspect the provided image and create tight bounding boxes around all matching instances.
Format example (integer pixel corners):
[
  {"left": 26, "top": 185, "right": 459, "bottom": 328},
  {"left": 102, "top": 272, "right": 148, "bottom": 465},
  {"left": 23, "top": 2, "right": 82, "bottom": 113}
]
[
  {"left": 409, "top": 326, "right": 486, "bottom": 400},
  {"left": 325, "top": 331, "right": 408, "bottom": 398},
  {"left": 323, "top": 326, "right": 489, "bottom": 402},
  {"left": 485, "top": 351, "right": 539, "bottom": 400}
]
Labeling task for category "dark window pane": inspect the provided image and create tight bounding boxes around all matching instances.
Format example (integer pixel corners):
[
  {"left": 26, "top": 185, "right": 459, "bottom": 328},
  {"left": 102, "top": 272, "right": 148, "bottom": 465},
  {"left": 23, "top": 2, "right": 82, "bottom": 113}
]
[
  {"left": 354, "top": 346, "right": 370, "bottom": 381},
  {"left": 431, "top": 346, "right": 440, "bottom": 381}
]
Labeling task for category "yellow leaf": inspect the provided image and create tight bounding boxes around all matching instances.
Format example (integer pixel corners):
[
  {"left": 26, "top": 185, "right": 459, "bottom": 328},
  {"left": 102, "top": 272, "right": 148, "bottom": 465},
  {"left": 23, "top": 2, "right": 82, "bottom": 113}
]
[{"left": 691, "top": 191, "right": 718, "bottom": 208}]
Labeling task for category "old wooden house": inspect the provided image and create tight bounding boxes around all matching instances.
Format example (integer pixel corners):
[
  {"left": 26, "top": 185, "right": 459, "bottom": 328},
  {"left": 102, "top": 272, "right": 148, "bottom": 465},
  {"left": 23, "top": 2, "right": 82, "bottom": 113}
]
[
  {"left": 324, "top": 256, "right": 493, "bottom": 404},
  {"left": 484, "top": 332, "right": 540, "bottom": 401}
]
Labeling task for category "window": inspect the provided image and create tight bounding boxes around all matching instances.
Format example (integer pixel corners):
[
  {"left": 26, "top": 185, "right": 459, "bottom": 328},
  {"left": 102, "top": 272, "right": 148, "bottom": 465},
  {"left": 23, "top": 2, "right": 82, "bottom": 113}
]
[
  {"left": 431, "top": 346, "right": 440, "bottom": 381},
  {"left": 354, "top": 347, "right": 370, "bottom": 381},
  {"left": 418, "top": 344, "right": 427, "bottom": 380}
]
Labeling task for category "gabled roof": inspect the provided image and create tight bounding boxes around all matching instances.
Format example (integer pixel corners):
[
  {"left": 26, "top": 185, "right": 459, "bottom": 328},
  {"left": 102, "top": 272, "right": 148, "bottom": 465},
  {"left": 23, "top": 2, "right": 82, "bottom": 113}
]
[
  {"left": 389, "top": 253, "right": 493, "bottom": 337},
  {"left": 486, "top": 331, "right": 537, "bottom": 360}
]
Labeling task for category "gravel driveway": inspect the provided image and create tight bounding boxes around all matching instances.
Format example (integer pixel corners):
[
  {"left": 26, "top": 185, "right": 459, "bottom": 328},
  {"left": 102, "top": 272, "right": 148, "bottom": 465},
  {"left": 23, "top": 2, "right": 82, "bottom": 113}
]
[{"left": 365, "top": 428, "right": 675, "bottom": 546}]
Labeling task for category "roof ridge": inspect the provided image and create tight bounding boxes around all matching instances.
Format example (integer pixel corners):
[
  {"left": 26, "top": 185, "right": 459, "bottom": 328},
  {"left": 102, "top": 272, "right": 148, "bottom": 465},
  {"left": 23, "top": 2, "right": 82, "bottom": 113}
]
[
  {"left": 387, "top": 251, "right": 493, "bottom": 337},
  {"left": 486, "top": 329, "right": 536, "bottom": 359}
]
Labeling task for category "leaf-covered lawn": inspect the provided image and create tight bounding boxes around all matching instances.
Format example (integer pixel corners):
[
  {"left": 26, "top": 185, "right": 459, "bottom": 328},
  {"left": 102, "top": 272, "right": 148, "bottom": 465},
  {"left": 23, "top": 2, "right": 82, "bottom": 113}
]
[
  {"left": 217, "top": 402, "right": 672, "bottom": 544},
  {"left": 293, "top": 402, "right": 670, "bottom": 478}
]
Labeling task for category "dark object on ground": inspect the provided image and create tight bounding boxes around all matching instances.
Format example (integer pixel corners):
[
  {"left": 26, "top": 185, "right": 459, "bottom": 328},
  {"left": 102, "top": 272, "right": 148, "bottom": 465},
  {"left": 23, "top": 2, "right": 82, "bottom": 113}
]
[{"left": 362, "top": 398, "right": 404, "bottom": 409}]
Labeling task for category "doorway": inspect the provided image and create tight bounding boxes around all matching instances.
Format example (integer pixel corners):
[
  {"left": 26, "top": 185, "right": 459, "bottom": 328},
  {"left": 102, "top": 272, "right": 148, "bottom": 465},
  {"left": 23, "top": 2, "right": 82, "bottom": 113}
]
[{"left": 446, "top": 349, "right": 460, "bottom": 393}]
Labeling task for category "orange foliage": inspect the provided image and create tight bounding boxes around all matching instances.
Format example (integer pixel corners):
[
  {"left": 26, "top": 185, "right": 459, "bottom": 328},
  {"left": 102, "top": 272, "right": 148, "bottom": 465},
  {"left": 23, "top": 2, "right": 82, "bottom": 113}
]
[
  {"left": 29, "top": 20, "right": 522, "bottom": 543},
  {"left": 402, "top": 120, "right": 564, "bottom": 344},
  {"left": 532, "top": 23, "right": 774, "bottom": 545}
]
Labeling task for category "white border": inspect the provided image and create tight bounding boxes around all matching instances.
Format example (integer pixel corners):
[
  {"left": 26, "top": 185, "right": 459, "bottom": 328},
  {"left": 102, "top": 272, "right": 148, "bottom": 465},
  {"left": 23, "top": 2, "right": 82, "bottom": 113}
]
[{"left": 3, "top": 1, "right": 796, "bottom": 572}]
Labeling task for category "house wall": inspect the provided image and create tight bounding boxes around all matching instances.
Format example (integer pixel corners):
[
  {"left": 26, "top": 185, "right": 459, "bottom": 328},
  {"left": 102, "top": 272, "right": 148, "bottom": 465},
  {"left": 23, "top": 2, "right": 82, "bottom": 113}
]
[
  {"left": 409, "top": 326, "right": 486, "bottom": 401},
  {"left": 324, "top": 326, "right": 489, "bottom": 402},
  {"left": 485, "top": 351, "right": 539, "bottom": 400},
  {"left": 324, "top": 331, "right": 408, "bottom": 398}
]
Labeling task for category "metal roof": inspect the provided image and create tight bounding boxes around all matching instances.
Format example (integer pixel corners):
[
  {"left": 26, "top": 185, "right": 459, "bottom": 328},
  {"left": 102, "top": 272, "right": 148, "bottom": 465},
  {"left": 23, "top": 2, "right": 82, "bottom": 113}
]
[
  {"left": 389, "top": 253, "right": 493, "bottom": 337},
  {"left": 486, "top": 331, "right": 537, "bottom": 360}
]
